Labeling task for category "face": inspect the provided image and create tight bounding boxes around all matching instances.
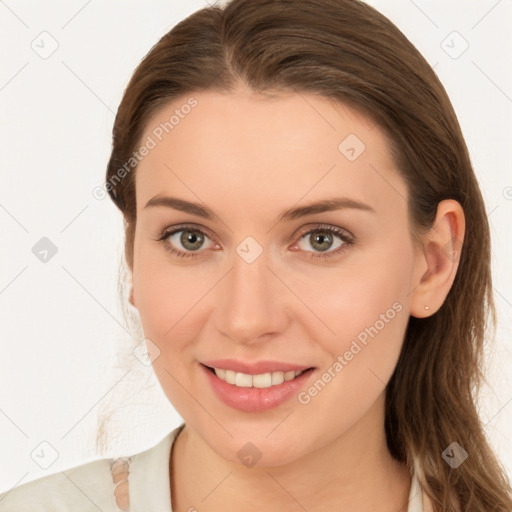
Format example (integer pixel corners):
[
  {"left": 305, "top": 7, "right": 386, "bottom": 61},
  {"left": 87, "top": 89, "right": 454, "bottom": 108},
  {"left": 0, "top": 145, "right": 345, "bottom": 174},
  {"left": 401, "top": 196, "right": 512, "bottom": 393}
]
[{"left": 131, "top": 88, "right": 422, "bottom": 466}]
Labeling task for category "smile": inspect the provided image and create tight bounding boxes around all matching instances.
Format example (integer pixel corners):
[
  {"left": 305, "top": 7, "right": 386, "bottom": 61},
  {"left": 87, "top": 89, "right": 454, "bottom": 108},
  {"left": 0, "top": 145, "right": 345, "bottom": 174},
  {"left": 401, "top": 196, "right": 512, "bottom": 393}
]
[{"left": 200, "top": 361, "right": 316, "bottom": 412}]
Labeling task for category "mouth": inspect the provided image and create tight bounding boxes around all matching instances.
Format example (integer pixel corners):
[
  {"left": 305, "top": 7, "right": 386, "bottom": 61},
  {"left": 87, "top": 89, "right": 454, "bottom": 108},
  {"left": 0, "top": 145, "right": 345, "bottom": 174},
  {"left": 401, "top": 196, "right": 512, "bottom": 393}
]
[
  {"left": 201, "top": 363, "right": 315, "bottom": 389},
  {"left": 199, "top": 358, "right": 317, "bottom": 412}
]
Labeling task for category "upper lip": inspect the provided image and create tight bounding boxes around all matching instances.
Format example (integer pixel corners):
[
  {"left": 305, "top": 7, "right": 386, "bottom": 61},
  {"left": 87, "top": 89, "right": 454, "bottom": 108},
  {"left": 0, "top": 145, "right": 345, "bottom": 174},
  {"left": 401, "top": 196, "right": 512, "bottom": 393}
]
[{"left": 201, "top": 359, "right": 314, "bottom": 375}]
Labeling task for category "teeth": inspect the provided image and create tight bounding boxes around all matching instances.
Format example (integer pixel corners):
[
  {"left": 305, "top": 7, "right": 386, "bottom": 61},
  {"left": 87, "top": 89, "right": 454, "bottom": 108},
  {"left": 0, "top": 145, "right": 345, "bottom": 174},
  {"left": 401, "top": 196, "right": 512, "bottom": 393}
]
[
  {"left": 225, "top": 370, "right": 236, "bottom": 385},
  {"left": 215, "top": 368, "right": 227, "bottom": 380},
  {"left": 252, "top": 373, "right": 272, "bottom": 388},
  {"left": 271, "top": 372, "right": 285, "bottom": 385},
  {"left": 235, "top": 372, "right": 253, "bottom": 387},
  {"left": 213, "top": 368, "right": 305, "bottom": 388},
  {"left": 284, "top": 371, "right": 297, "bottom": 381}
]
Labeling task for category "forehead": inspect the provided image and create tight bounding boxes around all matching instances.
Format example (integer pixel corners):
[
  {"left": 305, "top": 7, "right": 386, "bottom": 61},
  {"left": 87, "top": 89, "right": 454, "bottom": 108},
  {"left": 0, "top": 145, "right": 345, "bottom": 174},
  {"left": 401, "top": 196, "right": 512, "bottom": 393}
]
[{"left": 135, "top": 90, "right": 407, "bottom": 222}]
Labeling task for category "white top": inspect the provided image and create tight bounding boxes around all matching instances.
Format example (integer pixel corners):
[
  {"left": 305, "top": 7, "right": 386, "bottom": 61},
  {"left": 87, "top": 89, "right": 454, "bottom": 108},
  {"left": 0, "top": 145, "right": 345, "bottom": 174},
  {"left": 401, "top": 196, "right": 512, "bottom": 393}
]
[{"left": 0, "top": 423, "right": 426, "bottom": 511}]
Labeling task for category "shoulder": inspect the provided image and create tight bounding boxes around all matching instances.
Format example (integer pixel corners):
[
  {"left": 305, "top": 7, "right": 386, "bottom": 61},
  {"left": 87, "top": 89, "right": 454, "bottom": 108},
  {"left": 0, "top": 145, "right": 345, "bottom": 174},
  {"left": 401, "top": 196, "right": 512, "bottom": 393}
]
[
  {"left": 411, "top": 457, "right": 461, "bottom": 512},
  {"left": 0, "top": 457, "right": 116, "bottom": 512},
  {"left": 0, "top": 424, "right": 185, "bottom": 512}
]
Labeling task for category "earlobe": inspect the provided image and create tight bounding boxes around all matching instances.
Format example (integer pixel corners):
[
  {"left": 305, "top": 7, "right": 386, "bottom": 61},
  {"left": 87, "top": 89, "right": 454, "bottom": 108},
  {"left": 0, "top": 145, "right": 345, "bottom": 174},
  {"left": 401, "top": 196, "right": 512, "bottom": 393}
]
[
  {"left": 410, "top": 199, "right": 465, "bottom": 318},
  {"left": 129, "top": 286, "right": 136, "bottom": 308}
]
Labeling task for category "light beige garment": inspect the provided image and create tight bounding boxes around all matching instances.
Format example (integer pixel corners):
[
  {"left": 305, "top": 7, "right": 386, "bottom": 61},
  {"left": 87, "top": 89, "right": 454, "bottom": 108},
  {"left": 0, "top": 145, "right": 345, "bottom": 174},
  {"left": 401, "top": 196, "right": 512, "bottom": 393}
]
[{"left": 0, "top": 423, "right": 441, "bottom": 511}]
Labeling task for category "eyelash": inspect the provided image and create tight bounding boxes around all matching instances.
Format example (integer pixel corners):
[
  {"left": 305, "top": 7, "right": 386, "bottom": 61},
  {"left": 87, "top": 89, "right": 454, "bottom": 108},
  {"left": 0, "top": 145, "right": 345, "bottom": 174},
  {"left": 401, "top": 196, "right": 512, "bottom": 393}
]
[{"left": 156, "top": 223, "right": 354, "bottom": 260}]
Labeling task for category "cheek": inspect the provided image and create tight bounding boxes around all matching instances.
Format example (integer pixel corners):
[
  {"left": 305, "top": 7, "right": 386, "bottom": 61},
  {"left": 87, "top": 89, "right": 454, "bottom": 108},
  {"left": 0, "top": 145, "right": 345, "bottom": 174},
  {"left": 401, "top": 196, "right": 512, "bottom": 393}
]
[
  {"left": 288, "top": 277, "right": 409, "bottom": 446},
  {"left": 287, "top": 241, "right": 414, "bottom": 391},
  {"left": 132, "top": 242, "right": 217, "bottom": 352},
  {"left": 292, "top": 249, "right": 412, "bottom": 345}
]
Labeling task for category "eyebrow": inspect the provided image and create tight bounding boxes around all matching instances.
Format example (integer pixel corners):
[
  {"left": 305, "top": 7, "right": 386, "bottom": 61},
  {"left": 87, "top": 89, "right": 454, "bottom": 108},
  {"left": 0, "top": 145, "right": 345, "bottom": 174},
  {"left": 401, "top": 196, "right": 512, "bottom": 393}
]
[{"left": 144, "top": 195, "right": 376, "bottom": 221}]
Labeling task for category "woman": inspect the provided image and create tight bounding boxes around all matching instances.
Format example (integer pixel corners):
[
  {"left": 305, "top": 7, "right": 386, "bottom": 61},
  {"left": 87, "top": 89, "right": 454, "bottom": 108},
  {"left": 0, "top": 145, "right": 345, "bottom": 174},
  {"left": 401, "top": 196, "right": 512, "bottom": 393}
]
[{"left": 1, "top": 0, "right": 511, "bottom": 511}]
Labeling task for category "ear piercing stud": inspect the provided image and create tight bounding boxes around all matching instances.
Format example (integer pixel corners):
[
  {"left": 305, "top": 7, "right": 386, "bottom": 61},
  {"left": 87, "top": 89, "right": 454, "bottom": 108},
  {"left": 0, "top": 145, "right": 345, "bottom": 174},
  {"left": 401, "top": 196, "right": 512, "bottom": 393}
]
[{"left": 424, "top": 306, "right": 430, "bottom": 310}]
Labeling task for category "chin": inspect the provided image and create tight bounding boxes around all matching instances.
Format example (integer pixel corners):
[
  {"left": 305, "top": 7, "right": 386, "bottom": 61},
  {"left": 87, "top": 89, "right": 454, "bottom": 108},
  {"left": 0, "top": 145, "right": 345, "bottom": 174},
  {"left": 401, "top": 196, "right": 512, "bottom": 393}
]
[{"left": 201, "top": 427, "right": 306, "bottom": 469}]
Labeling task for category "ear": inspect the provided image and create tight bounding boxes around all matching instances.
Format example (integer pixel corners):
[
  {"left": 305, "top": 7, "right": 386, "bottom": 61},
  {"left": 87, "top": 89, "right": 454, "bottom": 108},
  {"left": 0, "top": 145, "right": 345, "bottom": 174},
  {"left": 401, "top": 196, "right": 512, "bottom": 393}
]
[{"left": 410, "top": 199, "right": 465, "bottom": 318}]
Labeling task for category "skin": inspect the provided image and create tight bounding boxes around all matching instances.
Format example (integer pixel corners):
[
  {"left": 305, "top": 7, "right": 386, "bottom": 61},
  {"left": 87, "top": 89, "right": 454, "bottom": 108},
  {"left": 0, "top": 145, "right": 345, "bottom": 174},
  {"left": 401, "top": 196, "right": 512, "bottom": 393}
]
[{"left": 129, "top": 86, "right": 465, "bottom": 511}]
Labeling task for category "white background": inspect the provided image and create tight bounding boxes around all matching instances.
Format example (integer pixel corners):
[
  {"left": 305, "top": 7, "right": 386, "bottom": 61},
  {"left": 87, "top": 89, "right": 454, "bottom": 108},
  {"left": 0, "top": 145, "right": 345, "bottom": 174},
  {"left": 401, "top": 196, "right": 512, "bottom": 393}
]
[{"left": 0, "top": 0, "right": 511, "bottom": 493}]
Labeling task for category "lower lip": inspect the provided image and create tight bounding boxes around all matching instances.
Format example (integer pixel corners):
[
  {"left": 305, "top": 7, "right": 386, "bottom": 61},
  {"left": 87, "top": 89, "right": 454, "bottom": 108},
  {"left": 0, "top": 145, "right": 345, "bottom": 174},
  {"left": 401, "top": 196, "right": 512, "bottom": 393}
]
[{"left": 200, "top": 363, "right": 315, "bottom": 412}]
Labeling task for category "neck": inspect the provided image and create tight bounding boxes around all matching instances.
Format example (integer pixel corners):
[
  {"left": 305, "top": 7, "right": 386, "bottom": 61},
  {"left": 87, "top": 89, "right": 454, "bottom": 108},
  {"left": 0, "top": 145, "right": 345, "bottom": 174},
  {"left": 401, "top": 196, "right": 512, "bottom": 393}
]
[{"left": 170, "top": 393, "right": 412, "bottom": 512}]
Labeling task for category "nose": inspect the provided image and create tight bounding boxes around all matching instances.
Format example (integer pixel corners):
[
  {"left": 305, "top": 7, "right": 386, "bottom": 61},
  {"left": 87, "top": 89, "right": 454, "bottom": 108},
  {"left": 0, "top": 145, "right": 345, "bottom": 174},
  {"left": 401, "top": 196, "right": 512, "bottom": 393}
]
[{"left": 213, "top": 247, "right": 289, "bottom": 345}]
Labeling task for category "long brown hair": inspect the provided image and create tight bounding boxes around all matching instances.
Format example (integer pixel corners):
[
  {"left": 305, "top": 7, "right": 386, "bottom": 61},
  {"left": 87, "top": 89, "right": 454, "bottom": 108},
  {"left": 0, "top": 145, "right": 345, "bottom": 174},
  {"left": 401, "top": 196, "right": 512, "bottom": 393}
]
[{"left": 104, "top": 0, "right": 512, "bottom": 509}]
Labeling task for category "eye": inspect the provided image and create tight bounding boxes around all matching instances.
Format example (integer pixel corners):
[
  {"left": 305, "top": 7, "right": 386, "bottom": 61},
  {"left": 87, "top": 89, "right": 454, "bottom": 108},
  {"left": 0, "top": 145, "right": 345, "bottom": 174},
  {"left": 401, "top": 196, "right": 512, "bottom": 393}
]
[
  {"left": 157, "top": 225, "right": 216, "bottom": 258},
  {"left": 156, "top": 223, "right": 354, "bottom": 260},
  {"left": 293, "top": 225, "right": 354, "bottom": 259}
]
